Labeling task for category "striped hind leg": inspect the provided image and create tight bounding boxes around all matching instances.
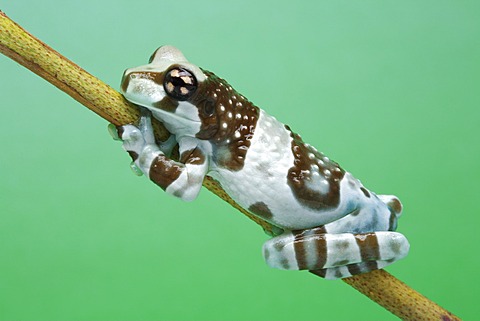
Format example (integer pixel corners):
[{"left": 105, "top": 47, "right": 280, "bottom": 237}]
[{"left": 263, "top": 229, "right": 409, "bottom": 280}]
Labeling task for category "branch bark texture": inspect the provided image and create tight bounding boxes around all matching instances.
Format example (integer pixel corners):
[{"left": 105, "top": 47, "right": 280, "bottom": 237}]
[{"left": 0, "top": 11, "right": 460, "bottom": 321}]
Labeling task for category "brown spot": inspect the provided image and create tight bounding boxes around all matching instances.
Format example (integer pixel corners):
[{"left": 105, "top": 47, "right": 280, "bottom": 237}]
[
  {"left": 355, "top": 233, "right": 380, "bottom": 261},
  {"left": 280, "top": 258, "right": 290, "bottom": 269},
  {"left": 348, "top": 260, "right": 378, "bottom": 276},
  {"left": 152, "top": 96, "right": 179, "bottom": 113},
  {"left": 273, "top": 242, "right": 284, "bottom": 252},
  {"left": 389, "top": 239, "right": 402, "bottom": 255},
  {"left": 149, "top": 155, "right": 184, "bottom": 190},
  {"left": 387, "top": 197, "right": 402, "bottom": 215},
  {"left": 310, "top": 269, "right": 327, "bottom": 278},
  {"left": 293, "top": 230, "right": 328, "bottom": 270},
  {"left": 172, "top": 189, "right": 184, "bottom": 198},
  {"left": 311, "top": 225, "right": 327, "bottom": 234},
  {"left": 334, "top": 269, "right": 344, "bottom": 279},
  {"left": 248, "top": 202, "right": 273, "bottom": 220},
  {"left": 292, "top": 230, "right": 308, "bottom": 270},
  {"left": 191, "top": 69, "right": 259, "bottom": 171},
  {"left": 127, "top": 151, "right": 139, "bottom": 161},
  {"left": 335, "top": 240, "right": 350, "bottom": 251},
  {"left": 347, "top": 263, "right": 362, "bottom": 276},
  {"left": 286, "top": 127, "right": 345, "bottom": 210},
  {"left": 363, "top": 260, "right": 378, "bottom": 272},
  {"left": 388, "top": 209, "right": 397, "bottom": 231},
  {"left": 360, "top": 187, "right": 370, "bottom": 198},
  {"left": 179, "top": 148, "right": 206, "bottom": 165},
  {"left": 117, "top": 125, "right": 125, "bottom": 139}
]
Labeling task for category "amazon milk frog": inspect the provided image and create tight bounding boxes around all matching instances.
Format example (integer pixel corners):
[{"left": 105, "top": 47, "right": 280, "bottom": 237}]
[{"left": 113, "top": 45, "right": 409, "bottom": 279}]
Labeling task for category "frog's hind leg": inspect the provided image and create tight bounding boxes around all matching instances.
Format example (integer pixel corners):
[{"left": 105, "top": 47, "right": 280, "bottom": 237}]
[{"left": 263, "top": 229, "right": 409, "bottom": 279}]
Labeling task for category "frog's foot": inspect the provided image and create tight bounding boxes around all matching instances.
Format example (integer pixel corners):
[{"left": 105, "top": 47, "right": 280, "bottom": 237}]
[
  {"left": 263, "top": 230, "right": 409, "bottom": 280},
  {"left": 113, "top": 109, "right": 163, "bottom": 177}
]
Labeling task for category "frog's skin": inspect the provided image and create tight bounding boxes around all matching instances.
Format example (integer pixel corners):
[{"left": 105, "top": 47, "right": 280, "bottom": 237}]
[{"left": 116, "top": 45, "right": 409, "bottom": 279}]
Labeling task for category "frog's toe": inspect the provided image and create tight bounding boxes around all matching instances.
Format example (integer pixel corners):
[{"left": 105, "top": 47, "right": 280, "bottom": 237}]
[
  {"left": 108, "top": 123, "right": 121, "bottom": 141},
  {"left": 119, "top": 124, "right": 146, "bottom": 153}
]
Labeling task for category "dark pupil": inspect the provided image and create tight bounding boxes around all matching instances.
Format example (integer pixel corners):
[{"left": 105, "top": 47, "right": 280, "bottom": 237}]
[{"left": 163, "top": 68, "right": 197, "bottom": 101}]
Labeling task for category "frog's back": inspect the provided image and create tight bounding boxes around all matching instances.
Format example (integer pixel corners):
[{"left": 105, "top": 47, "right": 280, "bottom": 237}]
[{"left": 208, "top": 108, "right": 399, "bottom": 232}]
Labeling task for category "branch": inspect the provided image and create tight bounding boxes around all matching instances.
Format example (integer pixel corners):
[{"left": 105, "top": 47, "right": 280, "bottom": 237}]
[{"left": 0, "top": 11, "right": 460, "bottom": 321}]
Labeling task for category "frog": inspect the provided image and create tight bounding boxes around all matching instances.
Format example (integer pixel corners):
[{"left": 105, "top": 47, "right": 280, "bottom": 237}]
[{"left": 112, "top": 45, "right": 409, "bottom": 279}]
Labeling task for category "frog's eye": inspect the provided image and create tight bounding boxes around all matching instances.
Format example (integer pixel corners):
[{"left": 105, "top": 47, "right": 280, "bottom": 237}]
[{"left": 163, "top": 67, "right": 198, "bottom": 101}]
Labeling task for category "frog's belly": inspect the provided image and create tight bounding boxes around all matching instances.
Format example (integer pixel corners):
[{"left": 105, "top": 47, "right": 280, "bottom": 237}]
[{"left": 209, "top": 110, "right": 368, "bottom": 230}]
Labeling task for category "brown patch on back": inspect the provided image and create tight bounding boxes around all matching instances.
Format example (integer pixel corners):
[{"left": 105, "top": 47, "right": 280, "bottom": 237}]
[
  {"left": 191, "top": 69, "right": 259, "bottom": 171},
  {"left": 248, "top": 202, "right": 273, "bottom": 220},
  {"left": 286, "top": 127, "right": 345, "bottom": 210},
  {"left": 149, "top": 155, "right": 184, "bottom": 191}
]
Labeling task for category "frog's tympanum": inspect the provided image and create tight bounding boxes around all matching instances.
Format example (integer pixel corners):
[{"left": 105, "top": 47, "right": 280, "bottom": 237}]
[{"left": 114, "top": 45, "right": 409, "bottom": 279}]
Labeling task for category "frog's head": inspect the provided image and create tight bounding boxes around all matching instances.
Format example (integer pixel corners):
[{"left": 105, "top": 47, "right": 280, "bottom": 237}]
[{"left": 121, "top": 45, "right": 245, "bottom": 140}]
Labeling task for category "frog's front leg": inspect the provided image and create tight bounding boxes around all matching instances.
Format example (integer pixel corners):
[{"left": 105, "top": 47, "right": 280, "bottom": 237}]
[
  {"left": 263, "top": 228, "right": 409, "bottom": 280},
  {"left": 117, "top": 110, "right": 208, "bottom": 202}
]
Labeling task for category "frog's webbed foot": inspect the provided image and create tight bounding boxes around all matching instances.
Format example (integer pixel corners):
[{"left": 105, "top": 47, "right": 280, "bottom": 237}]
[{"left": 263, "top": 230, "right": 409, "bottom": 280}]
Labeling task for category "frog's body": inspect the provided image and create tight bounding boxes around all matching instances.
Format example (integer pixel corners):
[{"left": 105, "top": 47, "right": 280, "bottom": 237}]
[{"left": 116, "top": 45, "right": 409, "bottom": 279}]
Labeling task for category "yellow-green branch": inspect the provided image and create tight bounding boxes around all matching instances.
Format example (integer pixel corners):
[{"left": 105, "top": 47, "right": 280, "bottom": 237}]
[{"left": 0, "top": 11, "right": 460, "bottom": 321}]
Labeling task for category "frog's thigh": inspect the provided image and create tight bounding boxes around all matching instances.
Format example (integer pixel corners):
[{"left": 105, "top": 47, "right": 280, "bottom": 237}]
[{"left": 263, "top": 231, "right": 409, "bottom": 275}]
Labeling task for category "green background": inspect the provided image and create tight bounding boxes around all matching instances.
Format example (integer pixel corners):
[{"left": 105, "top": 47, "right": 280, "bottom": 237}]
[{"left": 1, "top": 1, "right": 479, "bottom": 320}]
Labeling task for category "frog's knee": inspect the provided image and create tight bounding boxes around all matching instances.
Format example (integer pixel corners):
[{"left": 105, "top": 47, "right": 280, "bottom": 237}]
[{"left": 263, "top": 233, "right": 300, "bottom": 270}]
